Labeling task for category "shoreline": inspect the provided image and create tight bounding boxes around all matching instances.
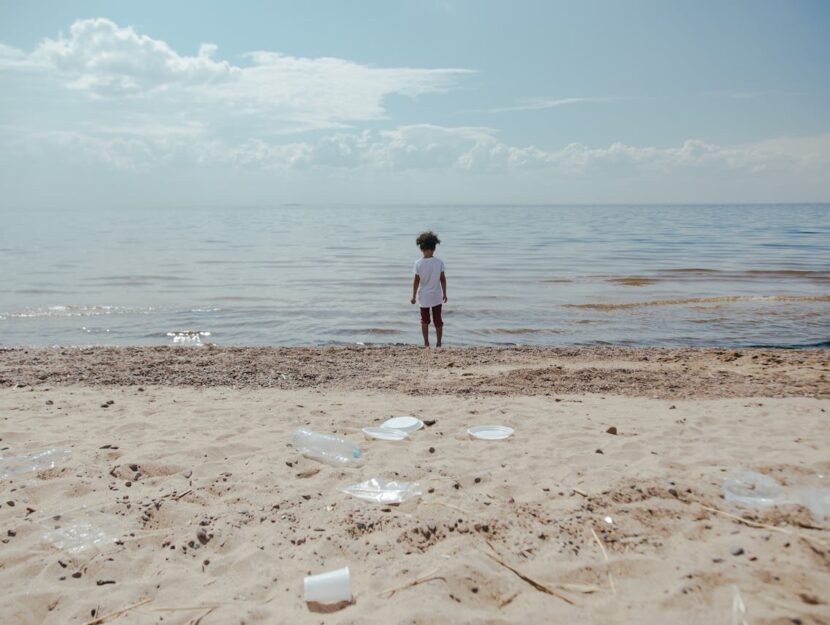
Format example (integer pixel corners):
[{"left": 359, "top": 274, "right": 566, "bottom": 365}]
[{"left": 1, "top": 345, "right": 827, "bottom": 398}]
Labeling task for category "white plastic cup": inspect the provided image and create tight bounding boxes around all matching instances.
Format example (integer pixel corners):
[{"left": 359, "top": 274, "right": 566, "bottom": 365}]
[{"left": 303, "top": 566, "right": 352, "bottom": 604}]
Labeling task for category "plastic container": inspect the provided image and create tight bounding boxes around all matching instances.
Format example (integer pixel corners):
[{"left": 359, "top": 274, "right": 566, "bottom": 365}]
[
  {"left": 291, "top": 429, "right": 361, "bottom": 467},
  {"left": 304, "top": 566, "right": 352, "bottom": 604}
]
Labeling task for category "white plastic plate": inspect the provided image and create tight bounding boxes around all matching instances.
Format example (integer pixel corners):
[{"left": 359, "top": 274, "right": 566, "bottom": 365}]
[
  {"left": 381, "top": 416, "right": 424, "bottom": 432},
  {"left": 467, "top": 425, "right": 514, "bottom": 440},
  {"left": 362, "top": 427, "right": 408, "bottom": 441}
]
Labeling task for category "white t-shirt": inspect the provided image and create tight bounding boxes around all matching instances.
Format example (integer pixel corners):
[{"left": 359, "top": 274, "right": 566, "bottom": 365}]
[{"left": 413, "top": 256, "right": 445, "bottom": 308}]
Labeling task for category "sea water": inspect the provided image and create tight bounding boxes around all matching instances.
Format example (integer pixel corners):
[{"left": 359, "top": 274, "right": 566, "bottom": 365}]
[{"left": 1, "top": 204, "right": 828, "bottom": 347}]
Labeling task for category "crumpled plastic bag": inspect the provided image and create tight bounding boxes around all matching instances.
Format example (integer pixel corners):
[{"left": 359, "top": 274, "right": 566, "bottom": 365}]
[
  {"left": 1, "top": 448, "right": 71, "bottom": 478},
  {"left": 43, "top": 521, "right": 113, "bottom": 553},
  {"left": 724, "top": 470, "right": 830, "bottom": 526},
  {"left": 724, "top": 471, "right": 790, "bottom": 507},
  {"left": 40, "top": 505, "right": 117, "bottom": 553},
  {"left": 339, "top": 478, "right": 421, "bottom": 504}
]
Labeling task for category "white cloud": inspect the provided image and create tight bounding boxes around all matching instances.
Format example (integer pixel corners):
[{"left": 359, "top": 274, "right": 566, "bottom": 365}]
[
  {"left": 3, "top": 18, "right": 471, "bottom": 132},
  {"left": 487, "top": 96, "right": 626, "bottom": 113},
  {"left": 0, "top": 43, "right": 27, "bottom": 68},
  {"left": 16, "top": 120, "right": 830, "bottom": 181}
]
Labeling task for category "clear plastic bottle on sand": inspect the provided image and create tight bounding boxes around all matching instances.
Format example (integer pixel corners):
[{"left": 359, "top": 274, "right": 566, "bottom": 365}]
[{"left": 291, "top": 428, "right": 362, "bottom": 467}]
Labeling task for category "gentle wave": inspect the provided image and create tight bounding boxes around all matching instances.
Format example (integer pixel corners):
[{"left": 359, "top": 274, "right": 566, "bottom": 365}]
[
  {"left": 565, "top": 295, "right": 830, "bottom": 310},
  {"left": 607, "top": 277, "right": 660, "bottom": 286},
  {"left": 472, "top": 328, "right": 563, "bottom": 335},
  {"left": 0, "top": 305, "right": 159, "bottom": 319},
  {"left": 657, "top": 269, "right": 830, "bottom": 281},
  {"left": 331, "top": 328, "right": 402, "bottom": 336}
]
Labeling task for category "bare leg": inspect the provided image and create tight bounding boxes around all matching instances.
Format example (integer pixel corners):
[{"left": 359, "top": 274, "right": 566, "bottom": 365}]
[
  {"left": 421, "top": 323, "right": 430, "bottom": 347},
  {"left": 436, "top": 325, "right": 443, "bottom": 347}
]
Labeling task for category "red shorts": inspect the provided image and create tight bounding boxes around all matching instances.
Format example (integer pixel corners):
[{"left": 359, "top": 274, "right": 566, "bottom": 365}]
[{"left": 420, "top": 305, "right": 443, "bottom": 326}]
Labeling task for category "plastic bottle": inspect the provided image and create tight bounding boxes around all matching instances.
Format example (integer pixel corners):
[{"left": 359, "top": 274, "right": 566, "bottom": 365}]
[{"left": 291, "top": 428, "right": 362, "bottom": 467}]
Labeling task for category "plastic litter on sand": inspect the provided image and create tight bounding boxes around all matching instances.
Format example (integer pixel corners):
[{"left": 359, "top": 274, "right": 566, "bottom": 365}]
[
  {"left": 723, "top": 471, "right": 790, "bottom": 507},
  {"left": 40, "top": 507, "right": 116, "bottom": 553},
  {"left": 339, "top": 479, "right": 422, "bottom": 504},
  {"left": 304, "top": 567, "right": 352, "bottom": 605},
  {"left": 1, "top": 448, "right": 71, "bottom": 478},
  {"left": 292, "top": 428, "right": 362, "bottom": 467},
  {"left": 381, "top": 416, "right": 424, "bottom": 432},
  {"left": 362, "top": 427, "right": 408, "bottom": 441},
  {"left": 723, "top": 470, "right": 830, "bottom": 526},
  {"left": 467, "top": 425, "right": 514, "bottom": 440}
]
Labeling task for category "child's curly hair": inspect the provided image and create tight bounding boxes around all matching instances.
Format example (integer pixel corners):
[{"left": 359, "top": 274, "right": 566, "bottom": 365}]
[{"left": 416, "top": 230, "right": 441, "bottom": 250}]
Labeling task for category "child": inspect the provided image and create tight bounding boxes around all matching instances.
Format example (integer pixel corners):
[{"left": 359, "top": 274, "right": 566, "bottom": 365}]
[{"left": 411, "top": 231, "right": 447, "bottom": 348}]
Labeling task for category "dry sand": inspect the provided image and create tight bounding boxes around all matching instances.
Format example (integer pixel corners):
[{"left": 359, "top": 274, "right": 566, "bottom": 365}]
[{"left": 1, "top": 347, "right": 829, "bottom": 624}]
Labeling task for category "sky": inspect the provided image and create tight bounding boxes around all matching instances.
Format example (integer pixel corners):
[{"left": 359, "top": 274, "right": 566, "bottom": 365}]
[{"left": 0, "top": 0, "right": 828, "bottom": 207}]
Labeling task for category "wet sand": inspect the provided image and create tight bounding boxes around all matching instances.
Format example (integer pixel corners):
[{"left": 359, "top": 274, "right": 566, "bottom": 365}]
[
  {"left": 1, "top": 345, "right": 828, "bottom": 398},
  {"left": 1, "top": 347, "right": 828, "bottom": 624}
]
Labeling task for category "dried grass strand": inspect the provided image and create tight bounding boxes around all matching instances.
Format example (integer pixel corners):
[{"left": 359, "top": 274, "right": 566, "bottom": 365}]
[{"left": 83, "top": 598, "right": 152, "bottom": 625}]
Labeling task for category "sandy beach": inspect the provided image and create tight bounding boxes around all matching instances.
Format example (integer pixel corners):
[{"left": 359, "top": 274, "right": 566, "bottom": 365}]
[{"left": 1, "top": 346, "right": 828, "bottom": 624}]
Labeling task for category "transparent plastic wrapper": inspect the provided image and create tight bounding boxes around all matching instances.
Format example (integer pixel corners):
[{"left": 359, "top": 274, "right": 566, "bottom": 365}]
[
  {"left": 339, "top": 478, "right": 421, "bottom": 504},
  {"left": 797, "top": 489, "right": 830, "bottom": 525},
  {"left": 723, "top": 471, "right": 790, "bottom": 507},
  {"left": 795, "top": 473, "right": 830, "bottom": 526},
  {"left": 43, "top": 521, "right": 113, "bottom": 553},
  {"left": 723, "top": 470, "right": 830, "bottom": 526},
  {"left": 40, "top": 507, "right": 116, "bottom": 553},
  {"left": 292, "top": 428, "right": 362, "bottom": 467},
  {"left": 1, "top": 448, "right": 71, "bottom": 478}
]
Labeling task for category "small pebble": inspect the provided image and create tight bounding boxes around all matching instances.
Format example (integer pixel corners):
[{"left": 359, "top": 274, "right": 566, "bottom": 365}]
[
  {"left": 595, "top": 449, "right": 604, "bottom": 454},
  {"left": 730, "top": 546, "right": 744, "bottom": 556},
  {"left": 606, "top": 426, "right": 617, "bottom": 435},
  {"left": 429, "top": 447, "right": 435, "bottom": 454}
]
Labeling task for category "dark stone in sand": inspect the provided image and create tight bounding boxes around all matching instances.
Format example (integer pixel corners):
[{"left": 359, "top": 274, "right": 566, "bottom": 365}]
[
  {"left": 606, "top": 426, "right": 618, "bottom": 435},
  {"left": 595, "top": 449, "right": 604, "bottom": 454}
]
